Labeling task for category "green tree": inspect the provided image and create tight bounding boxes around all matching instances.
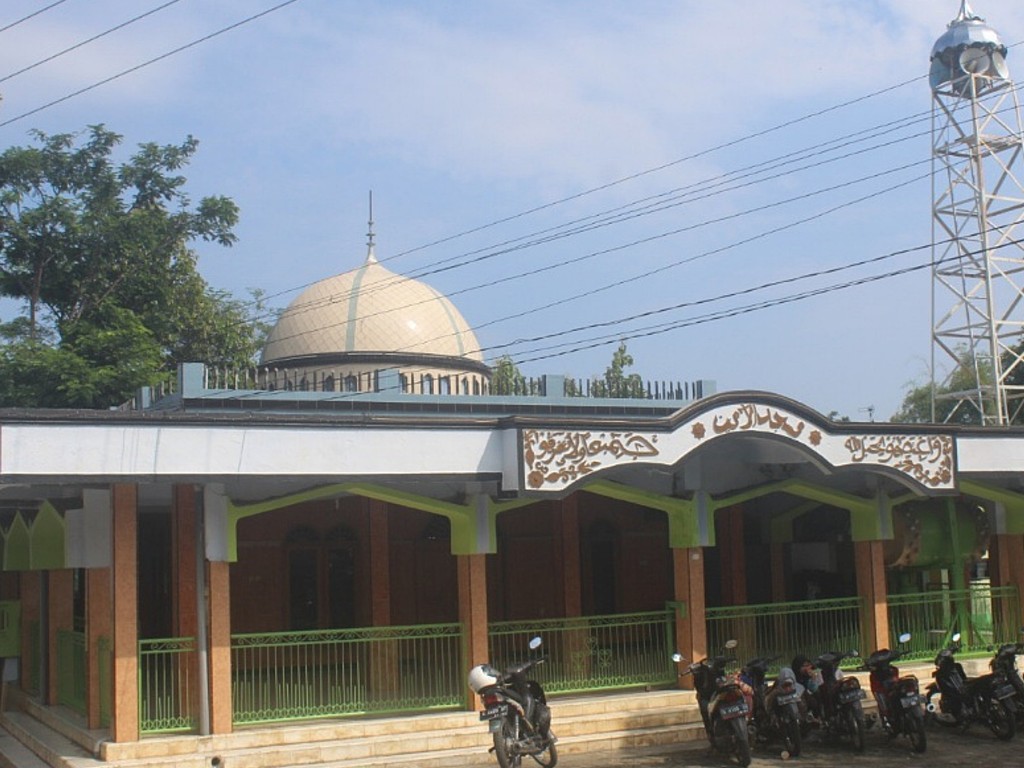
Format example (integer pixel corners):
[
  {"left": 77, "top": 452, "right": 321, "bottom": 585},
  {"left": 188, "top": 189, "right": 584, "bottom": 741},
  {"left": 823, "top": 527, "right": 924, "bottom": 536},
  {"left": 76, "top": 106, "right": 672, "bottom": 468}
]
[
  {"left": 592, "top": 341, "right": 645, "bottom": 398},
  {"left": 0, "top": 125, "right": 260, "bottom": 408},
  {"left": 491, "top": 354, "right": 526, "bottom": 395},
  {"left": 892, "top": 349, "right": 990, "bottom": 424}
]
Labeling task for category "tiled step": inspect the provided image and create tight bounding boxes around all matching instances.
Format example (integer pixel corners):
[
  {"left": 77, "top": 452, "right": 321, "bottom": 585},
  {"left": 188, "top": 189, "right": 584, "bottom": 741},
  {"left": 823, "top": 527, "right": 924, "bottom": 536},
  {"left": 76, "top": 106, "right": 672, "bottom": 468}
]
[
  {"left": 0, "top": 687, "right": 717, "bottom": 768},
  {"left": 0, "top": 711, "right": 101, "bottom": 768}
]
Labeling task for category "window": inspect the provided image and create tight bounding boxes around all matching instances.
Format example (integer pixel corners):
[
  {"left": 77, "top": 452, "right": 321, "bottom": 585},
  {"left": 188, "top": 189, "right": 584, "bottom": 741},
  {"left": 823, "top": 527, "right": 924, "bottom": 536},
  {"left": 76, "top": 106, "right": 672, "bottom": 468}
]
[{"left": 422, "top": 374, "right": 434, "bottom": 394}]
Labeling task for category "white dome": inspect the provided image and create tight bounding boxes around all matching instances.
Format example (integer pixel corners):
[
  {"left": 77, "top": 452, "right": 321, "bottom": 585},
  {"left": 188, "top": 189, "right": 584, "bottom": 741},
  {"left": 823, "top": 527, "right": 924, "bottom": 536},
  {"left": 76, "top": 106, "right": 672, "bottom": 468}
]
[{"left": 261, "top": 254, "right": 485, "bottom": 369}]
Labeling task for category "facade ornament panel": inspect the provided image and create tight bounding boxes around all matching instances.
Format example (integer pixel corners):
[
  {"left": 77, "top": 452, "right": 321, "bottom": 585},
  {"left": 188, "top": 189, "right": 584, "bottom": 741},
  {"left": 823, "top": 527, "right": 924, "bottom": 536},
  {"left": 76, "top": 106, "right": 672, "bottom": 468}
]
[{"left": 522, "top": 402, "right": 955, "bottom": 492}]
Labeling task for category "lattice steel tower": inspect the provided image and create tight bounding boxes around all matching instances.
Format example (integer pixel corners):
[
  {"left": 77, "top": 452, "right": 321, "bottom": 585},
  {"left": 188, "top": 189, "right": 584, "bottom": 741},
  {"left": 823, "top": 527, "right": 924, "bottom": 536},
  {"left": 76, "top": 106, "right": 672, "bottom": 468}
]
[{"left": 930, "top": 1, "right": 1024, "bottom": 425}]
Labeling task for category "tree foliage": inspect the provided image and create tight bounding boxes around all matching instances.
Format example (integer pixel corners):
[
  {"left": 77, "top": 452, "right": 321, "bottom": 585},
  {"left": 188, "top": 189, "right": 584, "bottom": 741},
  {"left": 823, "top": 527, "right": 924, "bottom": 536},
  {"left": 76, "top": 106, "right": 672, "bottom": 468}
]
[
  {"left": 892, "top": 348, "right": 998, "bottom": 425},
  {"left": 0, "top": 125, "right": 263, "bottom": 408},
  {"left": 591, "top": 341, "right": 645, "bottom": 398},
  {"left": 490, "top": 354, "right": 526, "bottom": 395}
]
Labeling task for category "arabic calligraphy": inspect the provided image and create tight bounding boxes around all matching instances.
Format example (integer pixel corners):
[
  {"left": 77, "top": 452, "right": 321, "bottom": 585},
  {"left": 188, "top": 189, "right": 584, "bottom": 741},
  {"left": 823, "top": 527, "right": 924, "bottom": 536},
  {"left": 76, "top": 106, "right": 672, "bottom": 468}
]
[
  {"left": 694, "top": 403, "right": 807, "bottom": 440},
  {"left": 524, "top": 430, "right": 660, "bottom": 489},
  {"left": 843, "top": 434, "right": 953, "bottom": 487}
]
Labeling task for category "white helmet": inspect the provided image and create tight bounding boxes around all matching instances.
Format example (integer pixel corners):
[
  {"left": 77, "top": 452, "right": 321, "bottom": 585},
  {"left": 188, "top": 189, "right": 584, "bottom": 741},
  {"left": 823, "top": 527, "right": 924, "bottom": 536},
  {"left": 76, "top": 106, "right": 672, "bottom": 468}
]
[{"left": 468, "top": 664, "right": 500, "bottom": 693}]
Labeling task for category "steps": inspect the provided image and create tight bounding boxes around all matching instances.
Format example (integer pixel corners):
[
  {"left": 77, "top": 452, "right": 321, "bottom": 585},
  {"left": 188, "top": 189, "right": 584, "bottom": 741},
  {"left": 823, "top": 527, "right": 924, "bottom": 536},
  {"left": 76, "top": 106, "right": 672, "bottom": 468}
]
[{"left": 0, "top": 688, "right": 704, "bottom": 768}]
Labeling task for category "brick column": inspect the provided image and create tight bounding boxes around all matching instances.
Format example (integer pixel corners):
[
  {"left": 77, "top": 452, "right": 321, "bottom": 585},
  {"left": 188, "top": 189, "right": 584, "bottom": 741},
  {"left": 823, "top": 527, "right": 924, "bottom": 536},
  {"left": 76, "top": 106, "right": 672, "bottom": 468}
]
[
  {"left": 19, "top": 572, "right": 40, "bottom": 694},
  {"left": 718, "top": 506, "right": 746, "bottom": 606},
  {"left": 46, "top": 569, "right": 73, "bottom": 705},
  {"left": 172, "top": 486, "right": 198, "bottom": 640},
  {"left": 86, "top": 567, "right": 112, "bottom": 729},
  {"left": 672, "top": 547, "right": 706, "bottom": 690},
  {"left": 855, "top": 540, "right": 889, "bottom": 654},
  {"left": 367, "top": 499, "right": 398, "bottom": 699},
  {"left": 458, "top": 553, "right": 489, "bottom": 710},
  {"left": 560, "top": 495, "right": 581, "bottom": 618},
  {"left": 990, "top": 533, "right": 1024, "bottom": 628},
  {"left": 111, "top": 484, "right": 139, "bottom": 743},
  {"left": 207, "top": 561, "right": 232, "bottom": 734}
]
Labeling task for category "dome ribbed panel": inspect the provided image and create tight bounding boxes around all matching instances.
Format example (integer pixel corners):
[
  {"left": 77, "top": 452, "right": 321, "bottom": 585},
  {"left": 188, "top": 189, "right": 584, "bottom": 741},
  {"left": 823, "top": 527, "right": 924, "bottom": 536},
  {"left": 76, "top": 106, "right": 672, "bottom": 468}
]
[{"left": 261, "top": 260, "right": 483, "bottom": 364}]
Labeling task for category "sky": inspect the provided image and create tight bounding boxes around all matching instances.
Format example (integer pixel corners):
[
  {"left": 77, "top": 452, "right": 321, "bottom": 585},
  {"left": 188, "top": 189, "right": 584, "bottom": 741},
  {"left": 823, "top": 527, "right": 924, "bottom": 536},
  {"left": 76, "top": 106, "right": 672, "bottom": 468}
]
[{"left": 2, "top": 0, "right": 1024, "bottom": 421}]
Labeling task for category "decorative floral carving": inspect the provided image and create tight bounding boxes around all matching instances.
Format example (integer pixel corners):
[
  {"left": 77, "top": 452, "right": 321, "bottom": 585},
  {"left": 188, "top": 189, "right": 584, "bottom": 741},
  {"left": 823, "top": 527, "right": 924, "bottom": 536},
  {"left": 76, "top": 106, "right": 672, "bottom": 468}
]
[
  {"left": 843, "top": 434, "right": 953, "bottom": 487},
  {"left": 523, "top": 430, "right": 659, "bottom": 489}
]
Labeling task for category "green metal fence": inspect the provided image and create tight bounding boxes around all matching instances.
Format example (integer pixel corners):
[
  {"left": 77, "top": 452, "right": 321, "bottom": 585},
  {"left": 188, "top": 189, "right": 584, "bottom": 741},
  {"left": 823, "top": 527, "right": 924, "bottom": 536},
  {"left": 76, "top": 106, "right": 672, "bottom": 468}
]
[
  {"left": 55, "top": 629, "right": 87, "bottom": 715},
  {"left": 488, "top": 610, "right": 677, "bottom": 694},
  {"left": 231, "top": 623, "right": 463, "bottom": 725},
  {"left": 138, "top": 637, "right": 198, "bottom": 734},
  {"left": 706, "top": 597, "right": 863, "bottom": 673},
  {"left": 887, "top": 583, "right": 1021, "bottom": 661}
]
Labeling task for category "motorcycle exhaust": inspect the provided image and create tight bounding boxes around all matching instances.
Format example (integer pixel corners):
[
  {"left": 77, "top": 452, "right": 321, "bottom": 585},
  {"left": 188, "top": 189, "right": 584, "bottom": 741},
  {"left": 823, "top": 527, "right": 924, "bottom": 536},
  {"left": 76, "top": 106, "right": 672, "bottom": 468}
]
[{"left": 925, "top": 702, "right": 937, "bottom": 713}]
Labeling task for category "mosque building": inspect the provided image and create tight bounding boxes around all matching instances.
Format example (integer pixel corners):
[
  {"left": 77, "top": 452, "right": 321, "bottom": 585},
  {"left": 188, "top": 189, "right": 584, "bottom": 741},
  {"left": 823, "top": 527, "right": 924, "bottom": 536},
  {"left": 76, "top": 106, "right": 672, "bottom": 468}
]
[{"left": 0, "top": 3, "right": 1023, "bottom": 765}]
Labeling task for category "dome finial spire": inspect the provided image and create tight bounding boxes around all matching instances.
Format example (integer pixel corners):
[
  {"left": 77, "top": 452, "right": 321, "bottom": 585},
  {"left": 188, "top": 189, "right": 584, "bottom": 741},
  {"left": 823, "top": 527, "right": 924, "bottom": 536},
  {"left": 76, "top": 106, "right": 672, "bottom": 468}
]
[
  {"left": 957, "top": 1, "right": 978, "bottom": 23},
  {"left": 366, "top": 190, "right": 377, "bottom": 264}
]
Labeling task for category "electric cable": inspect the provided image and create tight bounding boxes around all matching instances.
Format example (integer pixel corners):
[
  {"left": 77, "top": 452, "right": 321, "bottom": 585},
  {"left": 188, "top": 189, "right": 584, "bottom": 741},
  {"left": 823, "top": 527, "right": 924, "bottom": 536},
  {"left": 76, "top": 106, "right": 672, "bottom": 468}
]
[
  {"left": 0, "top": 0, "right": 71, "bottom": 35},
  {"left": 0, "top": 1, "right": 183, "bottom": 85},
  {"left": 0, "top": 0, "right": 306, "bottom": 129}
]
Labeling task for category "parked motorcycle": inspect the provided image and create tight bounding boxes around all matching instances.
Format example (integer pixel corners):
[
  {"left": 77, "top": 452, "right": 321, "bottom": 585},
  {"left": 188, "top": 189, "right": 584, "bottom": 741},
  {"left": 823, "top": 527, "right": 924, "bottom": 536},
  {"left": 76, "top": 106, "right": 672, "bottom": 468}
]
[
  {"left": 741, "top": 654, "right": 802, "bottom": 757},
  {"left": 864, "top": 632, "right": 927, "bottom": 753},
  {"left": 468, "top": 637, "right": 557, "bottom": 768},
  {"left": 924, "top": 631, "right": 1015, "bottom": 741},
  {"left": 812, "top": 649, "right": 866, "bottom": 752},
  {"left": 988, "top": 629, "right": 1024, "bottom": 725},
  {"left": 674, "top": 639, "right": 751, "bottom": 767}
]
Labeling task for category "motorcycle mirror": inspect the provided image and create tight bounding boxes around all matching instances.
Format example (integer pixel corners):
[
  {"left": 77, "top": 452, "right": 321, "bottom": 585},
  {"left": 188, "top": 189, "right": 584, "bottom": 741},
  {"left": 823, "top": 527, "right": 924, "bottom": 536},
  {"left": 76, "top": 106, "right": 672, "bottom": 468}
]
[
  {"left": 725, "top": 639, "right": 739, "bottom": 650},
  {"left": 898, "top": 632, "right": 912, "bottom": 644},
  {"left": 671, "top": 652, "right": 684, "bottom": 663},
  {"left": 951, "top": 632, "right": 961, "bottom": 643},
  {"left": 528, "top": 636, "right": 543, "bottom": 651}
]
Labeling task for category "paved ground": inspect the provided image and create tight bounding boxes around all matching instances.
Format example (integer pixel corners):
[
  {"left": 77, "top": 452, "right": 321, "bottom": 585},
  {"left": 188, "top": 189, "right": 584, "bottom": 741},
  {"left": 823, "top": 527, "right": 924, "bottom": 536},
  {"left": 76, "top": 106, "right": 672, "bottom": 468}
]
[{"left": 564, "top": 720, "right": 1022, "bottom": 767}]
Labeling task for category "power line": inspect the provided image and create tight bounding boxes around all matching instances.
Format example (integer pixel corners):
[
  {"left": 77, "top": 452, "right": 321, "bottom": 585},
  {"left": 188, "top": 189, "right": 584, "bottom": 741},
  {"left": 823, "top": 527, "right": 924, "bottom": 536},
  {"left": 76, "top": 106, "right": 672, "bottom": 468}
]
[
  {"left": 0, "top": 0, "right": 306, "bottom": 129},
  {"left": 0, "top": 1, "right": 183, "bottom": 85},
  {"left": 0, "top": 0, "right": 71, "bottom": 35},
  {"left": 253, "top": 111, "right": 932, "bottom": 331},
  {"left": 260, "top": 162, "right": 930, "bottom": 352}
]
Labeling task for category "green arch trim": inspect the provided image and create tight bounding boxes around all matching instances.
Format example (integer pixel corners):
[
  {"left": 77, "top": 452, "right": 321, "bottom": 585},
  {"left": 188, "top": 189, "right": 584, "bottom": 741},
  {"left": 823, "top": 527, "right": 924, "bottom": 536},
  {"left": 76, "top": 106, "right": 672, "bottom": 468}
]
[
  {"left": 0, "top": 504, "right": 68, "bottom": 571},
  {"left": 224, "top": 482, "right": 532, "bottom": 559},
  {"left": 580, "top": 477, "right": 893, "bottom": 546},
  {"left": 31, "top": 502, "right": 66, "bottom": 570},
  {"left": 3, "top": 515, "right": 30, "bottom": 571}
]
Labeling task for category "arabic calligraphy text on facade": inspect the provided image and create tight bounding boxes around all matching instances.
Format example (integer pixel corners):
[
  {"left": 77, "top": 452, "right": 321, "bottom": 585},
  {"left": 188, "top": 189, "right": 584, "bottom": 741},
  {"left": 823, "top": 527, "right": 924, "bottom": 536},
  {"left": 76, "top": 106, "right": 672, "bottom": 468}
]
[
  {"left": 524, "top": 430, "right": 659, "bottom": 489},
  {"left": 843, "top": 434, "right": 953, "bottom": 487}
]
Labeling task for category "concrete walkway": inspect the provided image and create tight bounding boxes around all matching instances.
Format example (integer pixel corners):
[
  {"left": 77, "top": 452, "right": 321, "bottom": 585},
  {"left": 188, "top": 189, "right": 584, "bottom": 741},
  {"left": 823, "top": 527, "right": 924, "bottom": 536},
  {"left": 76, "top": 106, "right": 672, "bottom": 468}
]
[{"left": 562, "top": 720, "right": 1021, "bottom": 767}]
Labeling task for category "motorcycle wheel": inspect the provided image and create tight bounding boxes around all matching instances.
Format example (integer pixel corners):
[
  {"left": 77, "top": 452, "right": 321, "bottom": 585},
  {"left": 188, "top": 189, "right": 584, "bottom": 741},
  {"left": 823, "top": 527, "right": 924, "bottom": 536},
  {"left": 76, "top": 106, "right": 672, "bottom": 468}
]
[
  {"left": 783, "top": 706, "right": 802, "bottom": 757},
  {"left": 988, "top": 700, "right": 1016, "bottom": 741},
  {"left": 907, "top": 707, "right": 927, "bottom": 754},
  {"left": 845, "top": 707, "right": 865, "bottom": 753},
  {"left": 493, "top": 717, "right": 521, "bottom": 768},
  {"left": 532, "top": 730, "right": 558, "bottom": 768},
  {"left": 731, "top": 718, "right": 751, "bottom": 768}
]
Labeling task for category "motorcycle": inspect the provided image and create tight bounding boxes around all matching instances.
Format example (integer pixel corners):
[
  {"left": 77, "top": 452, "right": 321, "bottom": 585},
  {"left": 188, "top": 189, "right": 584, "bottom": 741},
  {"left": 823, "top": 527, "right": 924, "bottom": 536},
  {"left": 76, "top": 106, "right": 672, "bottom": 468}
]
[
  {"left": 812, "top": 649, "right": 867, "bottom": 752},
  {"left": 988, "top": 629, "right": 1024, "bottom": 725},
  {"left": 925, "top": 631, "right": 1016, "bottom": 741},
  {"left": 468, "top": 636, "right": 557, "bottom": 768},
  {"left": 864, "top": 632, "right": 927, "bottom": 753},
  {"left": 674, "top": 639, "right": 751, "bottom": 767},
  {"left": 741, "top": 654, "right": 802, "bottom": 757}
]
